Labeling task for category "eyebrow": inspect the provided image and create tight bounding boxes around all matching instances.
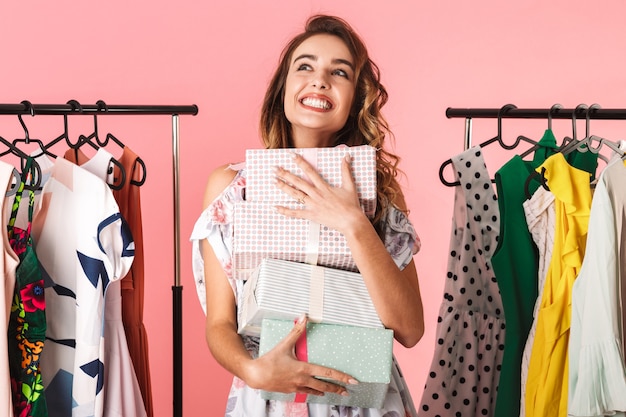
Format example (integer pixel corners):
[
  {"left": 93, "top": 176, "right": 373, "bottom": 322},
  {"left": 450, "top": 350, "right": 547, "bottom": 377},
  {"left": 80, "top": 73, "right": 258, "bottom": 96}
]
[{"left": 293, "top": 54, "right": 355, "bottom": 70}]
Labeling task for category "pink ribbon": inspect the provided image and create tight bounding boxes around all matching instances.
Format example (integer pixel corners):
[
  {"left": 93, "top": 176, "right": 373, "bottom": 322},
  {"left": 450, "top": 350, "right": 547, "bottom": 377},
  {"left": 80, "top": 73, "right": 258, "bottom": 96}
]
[{"left": 294, "top": 319, "right": 309, "bottom": 403}]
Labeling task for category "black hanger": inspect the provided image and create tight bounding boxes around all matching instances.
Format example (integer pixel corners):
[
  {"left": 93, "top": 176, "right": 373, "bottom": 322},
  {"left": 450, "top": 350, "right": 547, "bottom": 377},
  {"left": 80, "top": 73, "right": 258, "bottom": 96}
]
[
  {"left": 558, "top": 103, "right": 588, "bottom": 152},
  {"left": 560, "top": 104, "right": 609, "bottom": 164},
  {"left": 43, "top": 99, "right": 83, "bottom": 152},
  {"left": 99, "top": 132, "right": 146, "bottom": 186},
  {"left": 10, "top": 101, "right": 57, "bottom": 159},
  {"left": 524, "top": 166, "right": 550, "bottom": 200},
  {"left": 518, "top": 104, "right": 563, "bottom": 160},
  {"left": 69, "top": 101, "right": 127, "bottom": 190},
  {"left": 89, "top": 101, "right": 146, "bottom": 187},
  {"left": 439, "top": 104, "right": 516, "bottom": 187}
]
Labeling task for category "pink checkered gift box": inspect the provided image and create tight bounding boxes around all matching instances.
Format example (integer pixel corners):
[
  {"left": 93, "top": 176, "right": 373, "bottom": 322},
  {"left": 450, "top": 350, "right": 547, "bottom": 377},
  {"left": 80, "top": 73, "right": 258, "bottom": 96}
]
[
  {"left": 232, "top": 201, "right": 357, "bottom": 280},
  {"left": 246, "top": 145, "right": 377, "bottom": 218}
]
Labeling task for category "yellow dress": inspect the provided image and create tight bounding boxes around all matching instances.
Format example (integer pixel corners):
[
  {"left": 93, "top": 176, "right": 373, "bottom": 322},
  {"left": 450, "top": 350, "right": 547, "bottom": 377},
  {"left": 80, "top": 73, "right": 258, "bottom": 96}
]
[{"left": 525, "top": 152, "right": 592, "bottom": 416}]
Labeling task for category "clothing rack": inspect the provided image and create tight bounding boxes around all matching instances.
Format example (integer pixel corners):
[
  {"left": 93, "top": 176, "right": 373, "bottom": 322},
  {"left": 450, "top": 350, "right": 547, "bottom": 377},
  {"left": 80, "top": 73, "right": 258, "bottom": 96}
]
[
  {"left": 446, "top": 106, "right": 626, "bottom": 150},
  {"left": 0, "top": 101, "right": 198, "bottom": 417}
]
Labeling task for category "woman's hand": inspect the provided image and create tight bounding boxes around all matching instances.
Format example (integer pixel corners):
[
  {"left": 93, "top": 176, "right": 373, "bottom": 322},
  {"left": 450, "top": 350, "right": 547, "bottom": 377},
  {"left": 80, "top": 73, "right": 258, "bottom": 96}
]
[
  {"left": 273, "top": 152, "right": 366, "bottom": 234},
  {"left": 244, "top": 315, "right": 357, "bottom": 397}
]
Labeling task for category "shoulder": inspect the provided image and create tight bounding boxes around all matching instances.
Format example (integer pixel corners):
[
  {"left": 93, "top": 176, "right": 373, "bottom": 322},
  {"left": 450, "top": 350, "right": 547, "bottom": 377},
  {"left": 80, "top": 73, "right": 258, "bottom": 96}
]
[{"left": 202, "top": 163, "right": 240, "bottom": 209}]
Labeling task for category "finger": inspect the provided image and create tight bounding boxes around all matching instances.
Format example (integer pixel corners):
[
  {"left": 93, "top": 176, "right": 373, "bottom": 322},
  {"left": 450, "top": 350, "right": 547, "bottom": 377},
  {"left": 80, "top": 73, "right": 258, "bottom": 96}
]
[
  {"left": 340, "top": 153, "right": 357, "bottom": 193},
  {"left": 296, "top": 386, "right": 325, "bottom": 397},
  {"left": 278, "top": 314, "right": 308, "bottom": 350},
  {"left": 273, "top": 168, "right": 314, "bottom": 201},
  {"left": 307, "top": 364, "right": 359, "bottom": 390},
  {"left": 289, "top": 153, "right": 328, "bottom": 189},
  {"left": 303, "top": 373, "right": 351, "bottom": 397}
]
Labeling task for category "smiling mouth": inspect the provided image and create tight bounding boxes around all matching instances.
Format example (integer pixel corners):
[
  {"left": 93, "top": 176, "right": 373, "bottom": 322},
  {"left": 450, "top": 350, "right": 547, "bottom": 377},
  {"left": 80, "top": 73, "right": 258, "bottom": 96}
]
[{"left": 300, "top": 97, "right": 332, "bottom": 110}]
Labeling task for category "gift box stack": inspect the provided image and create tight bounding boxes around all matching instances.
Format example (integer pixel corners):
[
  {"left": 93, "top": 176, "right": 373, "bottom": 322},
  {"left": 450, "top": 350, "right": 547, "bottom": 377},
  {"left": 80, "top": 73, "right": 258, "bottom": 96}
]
[{"left": 233, "top": 145, "right": 394, "bottom": 408}]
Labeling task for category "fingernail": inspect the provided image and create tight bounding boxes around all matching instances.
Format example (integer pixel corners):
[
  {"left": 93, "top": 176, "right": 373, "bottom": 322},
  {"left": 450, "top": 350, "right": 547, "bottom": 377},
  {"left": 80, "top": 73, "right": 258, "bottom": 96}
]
[
  {"left": 341, "top": 390, "right": 349, "bottom": 397},
  {"left": 344, "top": 154, "right": 352, "bottom": 162},
  {"left": 348, "top": 378, "right": 359, "bottom": 385},
  {"left": 296, "top": 313, "right": 307, "bottom": 325}
]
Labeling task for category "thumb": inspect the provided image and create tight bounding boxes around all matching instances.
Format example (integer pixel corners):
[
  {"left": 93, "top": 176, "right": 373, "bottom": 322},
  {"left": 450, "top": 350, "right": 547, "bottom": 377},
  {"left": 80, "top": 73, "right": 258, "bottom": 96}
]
[{"left": 280, "top": 314, "right": 308, "bottom": 350}]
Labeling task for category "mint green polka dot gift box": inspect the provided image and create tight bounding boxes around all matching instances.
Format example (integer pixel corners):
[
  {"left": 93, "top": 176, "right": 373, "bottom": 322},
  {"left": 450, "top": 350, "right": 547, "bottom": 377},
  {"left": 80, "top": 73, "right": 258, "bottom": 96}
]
[{"left": 258, "top": 318, "right": 394, "bottom": 408}]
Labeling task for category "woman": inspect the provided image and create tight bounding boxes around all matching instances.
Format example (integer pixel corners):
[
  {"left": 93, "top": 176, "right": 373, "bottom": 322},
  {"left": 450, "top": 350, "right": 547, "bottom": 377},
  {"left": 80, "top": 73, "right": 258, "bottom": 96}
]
[{"left": 191, "top": 14, "right": 424, "bottom": 416}]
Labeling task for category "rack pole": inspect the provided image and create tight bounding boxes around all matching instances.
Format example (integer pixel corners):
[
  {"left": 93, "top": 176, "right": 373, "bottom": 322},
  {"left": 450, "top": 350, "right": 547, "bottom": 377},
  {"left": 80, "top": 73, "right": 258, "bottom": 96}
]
[
  {"left": 463, "top": 118, "right": 473, "bottom": 150},
  {"left": 172, "top": 114, "right": 183, "bottom": 417}
]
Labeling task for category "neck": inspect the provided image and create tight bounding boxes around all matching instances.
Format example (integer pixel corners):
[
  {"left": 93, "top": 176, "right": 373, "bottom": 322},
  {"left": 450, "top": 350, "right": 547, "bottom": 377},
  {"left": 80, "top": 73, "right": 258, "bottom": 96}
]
[{"left": 291, "top": 128, "right": 335, "bottom": 148}]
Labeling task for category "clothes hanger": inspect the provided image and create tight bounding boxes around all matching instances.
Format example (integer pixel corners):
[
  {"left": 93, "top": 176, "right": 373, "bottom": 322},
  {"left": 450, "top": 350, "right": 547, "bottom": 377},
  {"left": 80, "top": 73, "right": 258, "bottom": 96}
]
[
  {"left": 9, "top": 101, "right": 57, "bottom": 159},
  {"left": 4, "top": 168, "right": 23, "bottom": 197},
  {"left": 69, "top": 101, "right": 127, "bottom": 190},
  {"left": 89, "top": 101, "right": 146, "bottom": 187},
  {"left": 439, "top": 104, "right": 517, "bottom": 187},
  {"left": 104, "top": 132, "right": 147, "bottom": 187},
  {"left": 0, "top": 102, "right": 43, "bottom": 191},
  {"left": 518, "top": 103, "right": 562, "bottom": 159},
  {"left": 558, "top": 103, "right": 588, "bottom": 153},
  {"left": 43, "top": 99, "right": 83, "bottom": 153},
  {"left": 560, "top": 103, "right": 610, "bottom": 164},
  {"left": 521, "top": 106, "right": 562, "bottom": 199}
]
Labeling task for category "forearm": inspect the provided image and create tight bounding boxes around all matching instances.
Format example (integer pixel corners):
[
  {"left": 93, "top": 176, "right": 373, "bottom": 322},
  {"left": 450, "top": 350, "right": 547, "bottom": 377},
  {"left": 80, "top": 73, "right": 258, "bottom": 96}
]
[
  {"left": 205, "top": 319, "right": 255, "bottom": 382},
  {"left": 343, "top": 212, "right": 424, "bottom": 347}
]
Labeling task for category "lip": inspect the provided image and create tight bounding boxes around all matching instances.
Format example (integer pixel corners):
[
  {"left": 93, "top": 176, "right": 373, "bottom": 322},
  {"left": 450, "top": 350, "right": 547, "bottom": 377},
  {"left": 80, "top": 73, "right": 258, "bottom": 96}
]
[{"left": 298, "top": 93, "right": 334, "bottom": 111}]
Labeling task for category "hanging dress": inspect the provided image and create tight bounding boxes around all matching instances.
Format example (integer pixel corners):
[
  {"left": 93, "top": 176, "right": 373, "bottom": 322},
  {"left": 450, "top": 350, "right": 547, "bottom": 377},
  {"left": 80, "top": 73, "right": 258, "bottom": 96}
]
[
  {"left": 568, "top": 152, "right": 626, "bottom": 416},
  {"left": 519, "top": 186, "right": 555, "bottom": 417},
  {"left": 1, "top": 161, "right": 21, "bottom": 417},
  {"left": 519, "top": 146, "right": 598, "bottom": 417},
  {"left": 113, "top": 147, "right": 153, "bottom": 417},
  {"left": 419, "top": 146, "right": 504, "bottom": 417},
  {"left": 7, "top": 158, "right": 48, "bottom": 416},
  {"left": 33, "top": 157, "right": 135, "bottom": 417},
  {"left": 524, "top": 152, "right": 592, "bottom": 417},
  {"left": 189, "top": 167, "right": 421, "bottom": 417},
  {"left": 491, "top": 130, "right": 557, "bottom": 417},
  {"left": 63, "top": 148, "right": 147, "bottom": 417}
]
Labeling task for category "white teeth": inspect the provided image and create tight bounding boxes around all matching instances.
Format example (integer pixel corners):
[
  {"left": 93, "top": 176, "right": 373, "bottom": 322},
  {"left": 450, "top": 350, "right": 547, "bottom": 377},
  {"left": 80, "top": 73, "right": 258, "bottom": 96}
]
[{"left": 301, "top": 97, "right": 331, "bottom": 110}]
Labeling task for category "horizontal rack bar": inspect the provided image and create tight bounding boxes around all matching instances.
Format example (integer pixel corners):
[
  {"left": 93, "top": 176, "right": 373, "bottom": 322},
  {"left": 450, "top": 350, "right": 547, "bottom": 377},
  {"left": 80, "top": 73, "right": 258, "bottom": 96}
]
[{"left": 446, "top": 107, "right": 626, "bottom": 120}]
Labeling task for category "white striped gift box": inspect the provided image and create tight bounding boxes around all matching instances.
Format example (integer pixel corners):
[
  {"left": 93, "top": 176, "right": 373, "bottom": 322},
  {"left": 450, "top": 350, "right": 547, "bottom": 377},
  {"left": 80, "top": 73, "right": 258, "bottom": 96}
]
[
  {"left": 245, "top": 145, "right": 377, "bottom": 218},
  {"left": 232, "top": 201, "right": 357, "bottom": 280},
  {"left": 238, "top": 258, "right": 383, "bottom": 336}
]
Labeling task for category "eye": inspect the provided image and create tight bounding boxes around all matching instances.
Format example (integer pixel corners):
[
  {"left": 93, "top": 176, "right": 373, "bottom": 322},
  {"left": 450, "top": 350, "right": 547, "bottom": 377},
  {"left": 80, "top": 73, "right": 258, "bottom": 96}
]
[
  {"left": 296, "top": 63, "right": 312, "bottom": 71},
  {"left": 332, "top": 68, "right": 350, "bottom": 79}
]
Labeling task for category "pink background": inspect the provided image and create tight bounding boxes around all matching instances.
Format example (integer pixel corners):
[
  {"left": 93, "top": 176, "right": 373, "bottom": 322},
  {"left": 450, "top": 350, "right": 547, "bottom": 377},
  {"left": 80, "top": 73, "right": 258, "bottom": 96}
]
[{"left": 2, "top": 1, "right": 626, "bottom": 415}]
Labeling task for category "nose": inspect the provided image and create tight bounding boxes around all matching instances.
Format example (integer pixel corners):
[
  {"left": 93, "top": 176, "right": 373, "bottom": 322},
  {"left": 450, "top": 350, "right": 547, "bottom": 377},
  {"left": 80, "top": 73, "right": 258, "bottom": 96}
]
[{"left": 311, "top": 74, "right": 329, "bottom": 89}]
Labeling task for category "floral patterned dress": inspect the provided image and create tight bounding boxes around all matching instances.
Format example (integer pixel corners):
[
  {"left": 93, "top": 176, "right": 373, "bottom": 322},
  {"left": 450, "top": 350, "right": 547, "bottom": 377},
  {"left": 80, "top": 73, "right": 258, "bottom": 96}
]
[
  {"left": 190, "top": 167, "right": 421, "bottom": 417},
  {"left": 8, "top": 159, "right": 48, "bottom": 417}
]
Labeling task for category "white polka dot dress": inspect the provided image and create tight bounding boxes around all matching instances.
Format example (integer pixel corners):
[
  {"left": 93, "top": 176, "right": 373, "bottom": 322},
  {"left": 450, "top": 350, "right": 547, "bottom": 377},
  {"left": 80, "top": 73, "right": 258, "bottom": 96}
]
[{"left": 419, "top": 146, "right": 505, "bottom": 417}]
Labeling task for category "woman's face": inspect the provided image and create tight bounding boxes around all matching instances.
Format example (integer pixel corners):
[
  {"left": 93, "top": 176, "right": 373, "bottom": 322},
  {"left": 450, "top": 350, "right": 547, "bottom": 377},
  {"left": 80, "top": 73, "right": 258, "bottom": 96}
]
[{"left": 283, "top": 33, "right": 356, "bottom": 147}]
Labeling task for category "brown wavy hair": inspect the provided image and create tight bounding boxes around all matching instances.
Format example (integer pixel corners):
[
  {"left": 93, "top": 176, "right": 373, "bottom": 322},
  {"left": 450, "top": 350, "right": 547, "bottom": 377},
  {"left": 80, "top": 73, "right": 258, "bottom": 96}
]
[{"left": 259, "top": 14, "right": 404, "bottom": 230}]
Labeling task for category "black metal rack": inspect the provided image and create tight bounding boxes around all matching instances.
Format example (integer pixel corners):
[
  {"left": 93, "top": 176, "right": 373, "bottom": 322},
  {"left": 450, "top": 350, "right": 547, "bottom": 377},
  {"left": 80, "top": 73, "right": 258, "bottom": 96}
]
[
  {"left": 446, "top": 105, "right": 626, "bottom": 151},
  {"left": 0, "top": 100, "right": 198, "bottom": 417},
  {"left": 446, "top": 106, "right": 626, "bottom": 120}
]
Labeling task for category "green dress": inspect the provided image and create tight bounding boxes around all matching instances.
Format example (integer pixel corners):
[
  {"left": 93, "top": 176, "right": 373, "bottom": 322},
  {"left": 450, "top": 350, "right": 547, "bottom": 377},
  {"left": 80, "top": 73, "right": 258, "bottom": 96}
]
[
  {"left": 491, "top": 131, "right": 600, "bottom": 416},
  {"left": 491, "top": 129, "right": 558, "bottom": 417}
]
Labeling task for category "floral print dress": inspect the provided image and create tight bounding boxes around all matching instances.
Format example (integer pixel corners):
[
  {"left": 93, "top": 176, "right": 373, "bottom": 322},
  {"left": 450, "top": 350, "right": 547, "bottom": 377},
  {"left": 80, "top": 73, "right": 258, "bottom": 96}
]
[
  {"left": 190, "top": 168, "right": 421, "bottom": 417},
  {"left": 8, "top": 159, "right": 48, "bottom": 417}
]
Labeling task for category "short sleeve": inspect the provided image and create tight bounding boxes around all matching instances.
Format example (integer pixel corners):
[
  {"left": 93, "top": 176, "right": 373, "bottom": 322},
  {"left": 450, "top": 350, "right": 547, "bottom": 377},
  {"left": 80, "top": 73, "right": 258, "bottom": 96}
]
[
  {"left": 383, "top": 206, "right": 420, "bottom": 270},
  {"left": 189, "top": 170, "right": 245, "bottom": 314},
  {"left": 190, "top": 203, "right": 236, "bottom": 315}
]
